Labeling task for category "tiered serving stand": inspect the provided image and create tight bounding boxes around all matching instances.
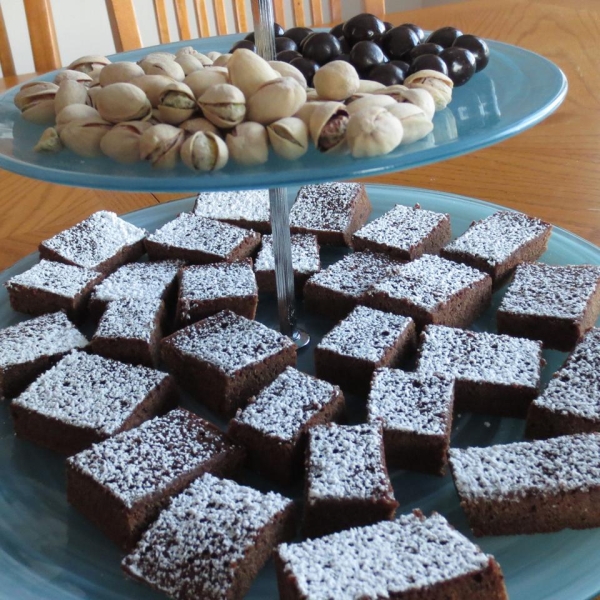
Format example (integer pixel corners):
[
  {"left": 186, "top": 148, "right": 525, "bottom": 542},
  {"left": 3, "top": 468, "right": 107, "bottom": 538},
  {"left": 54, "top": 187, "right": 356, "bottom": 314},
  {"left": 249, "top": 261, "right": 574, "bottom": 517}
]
[{"left": 2, "top": 4, "right": 599, "bottom": 600}]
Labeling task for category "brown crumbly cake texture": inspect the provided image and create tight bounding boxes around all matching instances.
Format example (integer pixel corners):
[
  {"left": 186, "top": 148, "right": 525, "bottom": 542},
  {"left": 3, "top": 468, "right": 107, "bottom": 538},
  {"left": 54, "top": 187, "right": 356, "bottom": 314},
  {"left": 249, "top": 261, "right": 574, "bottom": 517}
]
[
  {"left": 289, "top": 182, "right": 372, "bottom": 246},
  {"left": 89, "top": 297, "right": 166, "bottom": 367},
  {"left": 418, "top": 325, "right": 544, "bottom": 418},
  {"left": 449, "top": 433, "right": 600, "bottom": 536},
  {"left": 175, "top": 259, "right": 258, "bottom": 328},
  {"left": 303, "top": 422, "right": 398, "bottom": 538},
  {"left": 497, "top": 262, "right": 600, "bottom": 351},
  {"left": 38, "top": 210, "right": 147, "bottom": 273},
  {"left": 228, "top": 367, "right": 345, "bottom": 486},
  {"left": 254, "top": 234, "right": 321, "bottom": 294},
  {"left": 193, "top": 189, "right": 271, "bottom": 233},
  {"left": 440, "top": 210, "right": 552, "bottom": 288},
  {"left": 66, "top": 409, "right": 246, "bottom": 550},
  {"left": 122, "top": 473, "right": 296, "bottom": 600},
  {"left": 10, "top": 350, "right": 176, "bottom": 455},
  {"left": 5, "top": 260, "right": 104, "bottom": 320},
  {"left": 367, "top": 369, "right": 455, "bottom": 475},
  {"left": 364, "top": 254, "right": 492, "bottom": 330},
  {"left": 144, "top": 212, "right": 261, "bottom": 264},
  {"left": 275, "top": 511, "right": 508, "bottom": 600},
  {"left": 0, "top": 311, "right": 88, "bottom": 398},
  {"left": 304, "top": 251, "right": 404, "bottom": 320},
  {"left": 314, "top": 305, "right": 416, "bottom": 394},
  {"left": 161, "top": 310, "right": 296, "bottom": 418},
  {"left": 526, "top": 327, "right": 600, "bottom": 439},
  {"left": 352, "top": 203, "right": 452, "bottom": 260}
]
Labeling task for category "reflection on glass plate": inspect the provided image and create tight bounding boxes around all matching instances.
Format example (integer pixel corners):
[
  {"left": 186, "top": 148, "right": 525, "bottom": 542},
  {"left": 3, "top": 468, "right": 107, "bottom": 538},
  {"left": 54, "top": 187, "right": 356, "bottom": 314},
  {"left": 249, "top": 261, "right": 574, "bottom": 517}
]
[
  {"left": 0, "top": 186, "right": 598, "bottom": 600},
  {"left": 0, "top": 35, "right": 566, "bottom": 192}
]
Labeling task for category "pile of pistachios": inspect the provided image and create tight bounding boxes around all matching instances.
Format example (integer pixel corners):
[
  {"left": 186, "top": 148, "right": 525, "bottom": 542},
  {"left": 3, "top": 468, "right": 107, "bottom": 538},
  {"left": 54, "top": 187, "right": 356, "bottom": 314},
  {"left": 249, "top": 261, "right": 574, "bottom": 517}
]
[{"left": 13, "top": 46, "right": 453, "bottom": 171}]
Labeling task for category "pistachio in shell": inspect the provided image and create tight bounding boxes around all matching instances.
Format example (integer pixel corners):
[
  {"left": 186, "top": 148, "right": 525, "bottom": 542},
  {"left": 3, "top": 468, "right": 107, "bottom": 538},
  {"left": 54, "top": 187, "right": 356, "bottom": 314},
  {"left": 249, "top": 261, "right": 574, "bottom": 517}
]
[
  {"left": 387, "top": 103, "right": 433, "bottom": 145},
  {"left": 14, "top": 82, "right": 58, "bottom": 125},
  {"left": 375, "top": 85, "right": 435, "bottom": 121},
  {"left": 34, "top": 127, "right": 62, "bottom": 153},
  {"left": 294, "top": 101, "right": 326, "bottom": 126},
  {"left": 86, "top": 84, "right": 102, "bottom": 109},
  {"left": 175, "top": 53, "right": 205, "bottom": 76},
  {"left": 404, "top": 69, "right": 453, "bottom": 111},
  {"left": 100, "top": 120, "right": 153, "bottom": 164},
  {"left": 346, "top": 94, "right": 396, "bottom": 117},
  {"left": 247, "top": 77, "right": 307, "bottom": 125},
  {"left": 357, "top": 79, "right": 386, "bottom": 93},
  {"left": 184, "top": 67, "right": 229, "bottom": 99},
  {"left": 268, "top": 61, "right": 307, "bottom": 89},
  {"left": 139, "top": 57, "right": 185, "bottom": 81},
  {"left": 198, "top": 83, "right": 246, "bottom": 129},
  {"left": 131, "top": 74, "right": 174, "bottom": 108},
  {"left": 309, "top": 101, "right": 349, "bottom": 154},
  {"left": 99, "top": 61, "right": 145, "bottom": 86},
  {"left": 55, "top": 104, "right": 101, "bottom": 133},
  {"left": 227, "top": 48, "right": 279, "bottom": 98},
  {"left": 313, "top": 61, "right": 360, "bottom": 101},
  {"left": 139, "top": 123, "right": 185, "bottom": 169},
  {"left": 67, "top": 55, "right": 111, "bottom": 78},
  {"left": 143, "top": 52, "right": 177, "bottom": 62},
  {"left": 180, "top": 117, "right": 220, "bottom": 136},
  {"left": 59, "top": 116, "right": 112, "bottom": 157},
  {"left": 225, "top": 121, "right": 268, "bottom": 166},
  {"left": 181, "top": 131, "right": 228, "bottom": 172},
  {"left": 206, "top": 51, "right": 222, "bottom": 62},
  {"left": 213, "top": 53, "right": 232, "bottom": 67},
  {"left": 95, "top": 82, "right": 153, "bottom": 123},
  {"left": 346, "top": 106, "right": 403, "bottom": 158},
  {"left": 267, "top": 117, "right": 308, "bottom": 160},
  {"left": 176, "top": 47, "right": 213, "bottom": 66},
  {"left": 54, "top": 80, "right": 89, "bottom": 114},
  {"left": 54, "top": 70, "right": 94, "bottom": 87},
  {"left": 158, "top": 81, "right": 197, "bottom": 125},
  {"left": 305, "top": 88, "right": 321, "bottom": 102}
]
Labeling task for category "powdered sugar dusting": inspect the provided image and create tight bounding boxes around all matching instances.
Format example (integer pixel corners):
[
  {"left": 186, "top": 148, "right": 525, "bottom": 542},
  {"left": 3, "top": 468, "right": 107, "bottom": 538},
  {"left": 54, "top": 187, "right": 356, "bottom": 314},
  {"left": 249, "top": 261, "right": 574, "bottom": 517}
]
[
  {"left": 93, "top": 298, "right": 163, "bottom": 343},
  {"left": 254, "top": 234, "right": 320, "bottom": 276},
  {"left": 193, "top": 189, "right": 270, "bottom": 223}
]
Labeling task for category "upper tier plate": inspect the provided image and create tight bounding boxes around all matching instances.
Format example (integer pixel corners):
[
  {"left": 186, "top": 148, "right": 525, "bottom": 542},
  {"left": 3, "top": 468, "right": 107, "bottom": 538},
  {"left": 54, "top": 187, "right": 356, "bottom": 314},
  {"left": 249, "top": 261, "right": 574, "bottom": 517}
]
[{"left": 0, "top": 34, "right": 566, "bottom": 192}]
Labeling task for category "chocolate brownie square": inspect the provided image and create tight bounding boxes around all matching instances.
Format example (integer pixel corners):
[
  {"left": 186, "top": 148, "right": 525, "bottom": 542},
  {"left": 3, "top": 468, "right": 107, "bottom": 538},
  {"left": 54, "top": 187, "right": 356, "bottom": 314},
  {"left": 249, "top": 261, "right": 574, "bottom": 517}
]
[
  {"left": 161, "top": 310, "right": 296, "bottom": 418},
  {"left": 0, "top": 311, "right": 87, "bottom": 398},
  {"left": 66, "top": 408, "right": 246, "bottom": 550},
  {"left": 418, "top": 325, "right": 544, "bottom": 418},
  {"left": 449, "top": 433, "right": 600, "bottom": 536},
  {"left": 175, "top": 259, "right": 258, "bottom": 328},
  {"left": 39, "top": 210, "right": 146, "bottom": 273},
  {"left": 5, "top": 259, "right": 104, "bottom": 320},
  {"left": 122, "top": 473, "right": 296, "bottom": 600},
  {"left": 289, "top": 182, "right": 372, "bottom": 246},
  {"left": 303, "top": 422, "right": 398, "bottom": 538},
  {"left": 314, "top": 305, "right": 416, "bottom": 394},
  {"left": 440, "top": 210, "right": 552, "bottom": 288},
  {"left": 364, "top": 254, "right": 492, "bottom": 329},
  {"left": 144, "top": 213, "right": 261, "bottom": 264},
  {"left": 228, "top": 367, "right": 345, "bottom": 485},
  {"left": 497, "top": 263, "right": 600, "bottom": 351},
  {"left": 11, "top": 350, "right": 176, "bottom": 454},
  {"left": 352, "top": 203, "right": 451, "bottom": 260}
]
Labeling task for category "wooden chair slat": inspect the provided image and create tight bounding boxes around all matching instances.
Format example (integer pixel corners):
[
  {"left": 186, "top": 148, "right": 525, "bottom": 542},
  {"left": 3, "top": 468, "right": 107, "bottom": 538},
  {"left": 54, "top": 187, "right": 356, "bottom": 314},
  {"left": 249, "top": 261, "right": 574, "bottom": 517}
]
[
  {"left": 193, "top": 0, "right": 211, "bottom": 37},
  {"left": 0, "top": 3, "right": 16, "bottom": 77},
  {"left": 153, "top": 0, "right": 171, "bottom": 44},
  {"left": 292, "top": 0, "right": 306, "bottom": 27},
  {"left": 174, "top": 0, "right": 193, "bottom": 39},
  {"left": 310, "top": 0, "right": 324, "bottom": 26},
  {"left": 273, "top": 0, "right": 286, "bottom": 29},
  {"left": 104, "top": 0, "right": 142, "bottom": 52},
  {"left": 233, "top": 0, "right": 249, "bottom": 32},
  {"left": 364, "top": 0, "right": 386, "bottom": 17},
  {"left": 214, "top": 0, "right": 229, "bottom": 35},
  {"left": 23, "top": 0, "right": 60, "bottom": 73},
  {"left": 330, "top": 0, "right": 342, "bottom": 25}
]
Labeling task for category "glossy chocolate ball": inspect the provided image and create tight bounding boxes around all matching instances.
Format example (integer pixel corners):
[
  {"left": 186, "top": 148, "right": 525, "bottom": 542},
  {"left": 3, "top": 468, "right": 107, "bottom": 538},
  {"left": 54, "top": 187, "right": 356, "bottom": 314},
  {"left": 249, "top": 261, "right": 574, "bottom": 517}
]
[
  {"left": 329, "top": 23, "right": 345, "bottom": 38},
  {"left": 342, "top": 13, "right": 386, "bottom": 45},
  {"left": 426, "top": 26, "right": 463, "bottom": 48},
  {"left": 290, "top": 56, "right": 319, "bottom": 86},
  {"left": 440, "top": 46, "right": 476, "bottom": 85},
  {"left": 277, "top": 50, "right": 302, "bottom": 63},
  {"left": 301, "top": 32, "right": 342, "bottom": 65},
  {"left": 230, "top": 40, "right": 256, "bottom": 53},
  {"left": 401, "top": 22, "right": 425, "bottom": 43},
  {"left": 275, "top": 37, "right": 298, "bottom": 54},
  {"left": 285, "top": 26, "right": 314, "bottom": 47},
  {"left": 338, "top": 36, "right": 352, "bottom": 54},
  {"left": 368, "top": 62, "right": 407, "bottom": 86},
  {"left": 381, "top": 25, "right": 419, "bottom": 61},
  {"left": 383, "top": 21, "right": 393, "bottom": 32},
  {"left": 350, "top": 41, "right": 388, "bottom": 74},
  {"left": 410, "top": 42, "right": 444, "bottom": 61},
  {"left": 408, "top": 53, "right": 449, "bottom": 76},
  {"left": 453, "top": 34, "right": 490, "bottom": 71},
  {"left": 244, "top": 23, "right": 285, "bottom": 42}
]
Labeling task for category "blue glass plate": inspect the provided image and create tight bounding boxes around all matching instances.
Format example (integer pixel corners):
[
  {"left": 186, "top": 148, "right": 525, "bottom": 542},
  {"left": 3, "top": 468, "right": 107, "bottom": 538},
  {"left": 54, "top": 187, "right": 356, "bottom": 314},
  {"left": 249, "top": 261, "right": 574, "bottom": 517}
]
[
  {"left": 0, "top": 35, "right": 566, "bottom": 192},
  {"left": 0, "top": 185, "right": 598, "bottom": 600}
]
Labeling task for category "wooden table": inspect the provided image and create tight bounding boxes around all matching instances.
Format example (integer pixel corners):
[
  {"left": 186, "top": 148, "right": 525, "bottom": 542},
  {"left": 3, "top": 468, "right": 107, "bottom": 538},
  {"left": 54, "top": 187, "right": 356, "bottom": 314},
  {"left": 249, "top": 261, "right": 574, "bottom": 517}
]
[{"left": 1, "top": 0, "right": 599, "bottom": 272}]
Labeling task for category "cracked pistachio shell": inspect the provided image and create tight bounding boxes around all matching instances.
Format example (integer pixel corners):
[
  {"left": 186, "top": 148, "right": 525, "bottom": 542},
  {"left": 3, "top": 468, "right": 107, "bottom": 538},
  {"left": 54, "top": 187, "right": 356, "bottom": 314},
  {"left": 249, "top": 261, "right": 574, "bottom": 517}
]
[
  {"left": 131, "top": 75, "right": 174, "bottom": 108},
  {"left": 54, "top": 80, "right": 89, "bottom": 114},
  {"left": 100, "top": 120, "right": 153, "bottom": 163},
  {"left": 357, "top": 79, "right": 386, "bottom": 93},
  {"left": 387, "top": 103, "right": 433, "bottom": 145},
  {"left": 294, "top": 101, "right": 326, "bottom": 126},
  {"left": 268, "top": 61, "right": 307, "bottom": 89},
  {"left": 206, "top": 51, "right": 222, "bottom": 62},
  {"left": 59, "top": 116, "right": 112, "bottom": 157},
  {"left": 175, "top": 54, "right": 205, "bottom": 76},
  {"left": 95, "top": 82, "right": 153, "bottom": 123},
  {"left": 180, "top": 117, "right": 220, "bottom": 136},
  {"left": 198, "top": 83, "right": 246, "bottom": 129},
  {"left": 376, "top": 85, "right": 435, "bottom": 121},
  {"left": 139, "top": 123, "right": 185, "bottom": 169},
  {"left": 404, "top": 69, "right": 453, "bottom": 111},
  {"left": 176, "top": 47, "right": 213, "bottom": 66},
  {"left": 99, "top": 61, "right": 145, "bottom": 86},
  {"left": 158, "top": 81, "right": 197, "bottom": 125},
  {"left": 313, "top": 61, "right": 360, "bottom": 101},
  {"left": 55, "top": 105, "right": 100, "bottom": 133},
  {"left": 309, "top": 101, "right": 349, "bottom": 154},
  {"left": 150, "top": 108, "right": 162, "bottom": 124},
  {"left": 267, "top": 117, "right": 308, "bottom": 160},
  {"left": 143, "top": 52, "right": 177, "bottom": 62},
  {"left": 305, "top": 88, "right": 321, "bottom": 102},
  {"left": 184, "top": 67, "right": 229, "bottom": 99},
  {"left": 181, "top": 131, "right": 228, "bottom": 172},
  {"left": 87, "top": 84, "right": 102, "bottom": 109},
  {"left": 67, "top": 55, "right": 111, "bottom": 78},
  {"left": 346, "top": 94, "right": 396, "bottom": 116},
  {"left": 247, "top": 77, "right": 307, "bottom": 125},
  {"left": 228, "top": 49, "right": 279, "bottom": 98},
  {"left": 225, "top": 121, "right": 268, "bottom": 166},
  {"left": 14, "top": 81, "right": 57, "bottom": 108},
  {"left": 213, "top": 53, "right": 233, "bottom": 67},
  {"left": 34, "top": 127, "right": 62, "bottom": 153},
  {"left": 346, "top": 106, "right": 403, "bottom": 157},
  {"left": 54, "top": 70, "right": 93, "bottom": 86},
  {"left": 139, "top": 57, "right": 185, "bottom": 81},
  {"left": 14, "top": 82, "right": 58, "bottom": 125}
]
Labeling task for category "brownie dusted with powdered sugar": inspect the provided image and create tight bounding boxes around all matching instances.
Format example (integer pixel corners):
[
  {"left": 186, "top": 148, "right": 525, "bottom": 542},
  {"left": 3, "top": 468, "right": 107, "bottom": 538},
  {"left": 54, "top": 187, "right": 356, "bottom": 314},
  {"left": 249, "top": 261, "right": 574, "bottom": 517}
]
[
  {"left": 67, "top": 409, "right": 246, "bottom": 550},
  {"left": 364, "top": 254, "right": 492, "bottom": 329},
  {"left": 0, "top": 311, "right": 88, "bottom": 398},
  {"left": 303, "top": 422, "right": 398, "bottom": 538},
  {"left": 418, "top": 325, "right": 544, "bottom": 417},
  {"left": 352, "top": 203, "right": 451, "bottom": 260},
  {"left": 144, "top": 213, "right": 261, "bottom": 264},
  {"left": 497, "top": 263, "right": 600, "bottom": 351},
  {"left": 122, "top": 474, "right": 296, "bottom": 600},
  {"left": 367, "top": 369, "right": 455, "bottom": 475},
  {"left": 39, "top": 211, "right": 146, "bottom": 273},
  {"left": 449, "top": 433, "right": 600, "bottom": 536},
  {"left": 228, "top": 367, "right": 345, "bottom": 485},
  {"left": 289, "top": 182, "right": 372, "bottom": 246},
  {"left": 11, "top": 350, "right": 176, "bottom": 454},
  {"left": 440, "top": 210, "right": 552, "bottom": 288},
  {"left": 275, "top": 512, "right": 508, "bottom": 600},
  {"left": 314, "top": 305, "right": 416, "bottom": 394}
]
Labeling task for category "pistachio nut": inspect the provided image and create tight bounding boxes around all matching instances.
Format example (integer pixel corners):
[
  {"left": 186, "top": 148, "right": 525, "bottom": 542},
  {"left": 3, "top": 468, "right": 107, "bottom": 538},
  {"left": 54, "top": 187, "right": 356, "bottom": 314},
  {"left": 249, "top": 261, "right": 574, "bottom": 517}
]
[
  {"left": 225, "top": 121, "right": 268, "bottom": 166},
  {"left": 100, "top": 120, "right": 152, "bottom": 163},
  {"left": 305, "top": 88, "right": 322, "bottom": 102},
  {"left": 54, "top": 80, "right": 89, "bottom": 114},
  {"left": 313, "top": 61, "right": 360, "bottom": 101},
  {"left": 150, "top": 108, "right": 162, "bottom": 124},
  {"left": 180, "top": 117, "right": 220, "bottom": 136},
  {"left": 268, "top": 61, "right": 307, "bottom": 89},
  {"left": 95, "top": 82, "right": 153, "bottom": 123},
  {"left": 357, "top": 79, "right": 386, "bottom": 93},
  {"left": 206, "top": 51, "right": 222, "bottom": 62},
  {"left": 54, "top": 70, "right": 94, "bottom": 87},
  {"left": 267, "top": 117, "right": 308, "bottom": 160},
  {"left": 228, "top": 48, "right": 279, "bottom": 98},
  {"left": 404, "top": 69, "right": 453, "bottom": 111},
  {"left": 294, "top": 101, "right": 326, "bottom": 126},
  {"left": 59, "top": 116, "right": 112, "bottom": 157},
  {"left": 309, "top": 101, "right": 349, "bottom": 154},
  {"left": 198, "top": 83, "right": 246, "bottom": 129},
  {"left": 375, "top": 85, "right": 435, "bottom": 121},
  {"left": 181, "top": 131, "right": 228, "bottom": 172},
  {"left": 175, "top": 53, "right": 205, "bottom": 76},
  {"left": 139, "top": 123, "right": 185, "bottom": 169},
  {"left": 67, "top": 55, "right": 111, "bottom": 78},
  {"left": 247, "top": 77, "right": 307, "bottom": 125},
  {"left": 176, "top": 47, "right": 213, "bottom": 66},
  {"left": 139, "top": 57, "right": 185, "bottom": 81},
  {"left": 143, "top": 52, "right": 177, "bottom": 62},
  {"left": 387, "top": 103, "right": 433, "bottom": 145},
  {"left": 131, "top": 74, "right": 174, "bottom": 108},
  {"left": 158, "top": 81, "right": 197, "bottom": 125},
  {"left": 184, "top": 67, "right": 229, "bottom": 99},
  {"left": 346, "top": 94, "right": 396, "bottom": 116},
  {"left": 99, "top": 61, "right": 145, "bottom": 86},
  {"left": 14, "top": 82, "right": 58, "bottom": 125},
  {"left": 55, "top": 104, "right": 101, "bottom": 133},
  {"left": 34, "top": 127, "right": 62, "bottom": 153},
  {"left": 346, "top": 106, "right": 403, "bottom": 158},
  {"left": 86, "top": 84, "right": 103, "bottom": 109},
  {"left": 213, "top": 53, "right": 232, "bottom": 67}
]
